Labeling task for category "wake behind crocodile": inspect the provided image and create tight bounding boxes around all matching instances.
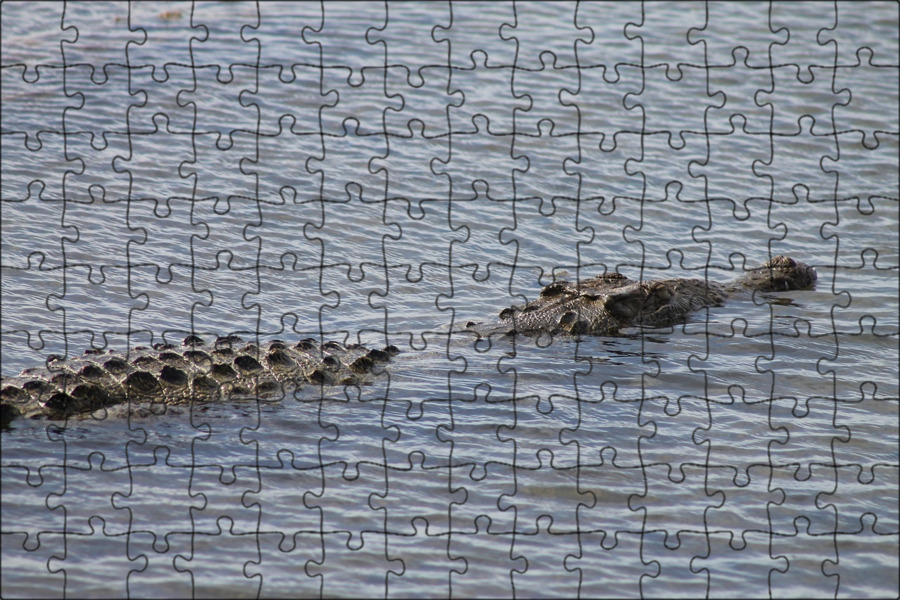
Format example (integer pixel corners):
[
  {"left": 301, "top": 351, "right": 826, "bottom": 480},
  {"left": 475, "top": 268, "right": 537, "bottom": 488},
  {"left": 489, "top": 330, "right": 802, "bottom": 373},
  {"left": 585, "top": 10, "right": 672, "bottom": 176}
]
[{"left": 0, "top": 256, "right": 816, "bottom": 426}]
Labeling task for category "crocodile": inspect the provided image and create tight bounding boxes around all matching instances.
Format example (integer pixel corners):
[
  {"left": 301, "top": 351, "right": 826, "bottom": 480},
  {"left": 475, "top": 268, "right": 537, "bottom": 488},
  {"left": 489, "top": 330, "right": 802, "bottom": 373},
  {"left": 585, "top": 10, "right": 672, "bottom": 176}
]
[
  {"left": 470, "top": 254, "right": 818, "bottom": 337},
  {"left": 1, "top": 256, "right": 815, "bottom": 426}
]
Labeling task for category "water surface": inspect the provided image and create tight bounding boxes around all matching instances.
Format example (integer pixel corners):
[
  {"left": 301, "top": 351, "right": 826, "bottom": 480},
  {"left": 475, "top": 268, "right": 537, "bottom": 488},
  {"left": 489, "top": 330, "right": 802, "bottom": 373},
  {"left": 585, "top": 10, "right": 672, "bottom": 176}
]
[{"left": 2, "top": 2, "right": 898, "bottom": 598}]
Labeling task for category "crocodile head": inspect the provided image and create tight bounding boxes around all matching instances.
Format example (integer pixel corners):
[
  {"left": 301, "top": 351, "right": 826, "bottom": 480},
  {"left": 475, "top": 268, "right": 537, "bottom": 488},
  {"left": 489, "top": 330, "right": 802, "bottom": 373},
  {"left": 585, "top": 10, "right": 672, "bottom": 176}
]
[{"left": 738, "top": 255, "right": 817, "bottom": 292}]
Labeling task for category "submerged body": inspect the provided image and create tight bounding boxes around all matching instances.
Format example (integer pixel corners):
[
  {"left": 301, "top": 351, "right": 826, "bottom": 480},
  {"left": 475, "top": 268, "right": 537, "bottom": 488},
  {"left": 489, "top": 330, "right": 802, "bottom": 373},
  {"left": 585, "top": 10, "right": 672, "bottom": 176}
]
[
  {"left": 476, "top": 255, "right": 817, "bottom": 337},
  {"left": 1, "top": 256, "right": 815, "bottom": 425}
]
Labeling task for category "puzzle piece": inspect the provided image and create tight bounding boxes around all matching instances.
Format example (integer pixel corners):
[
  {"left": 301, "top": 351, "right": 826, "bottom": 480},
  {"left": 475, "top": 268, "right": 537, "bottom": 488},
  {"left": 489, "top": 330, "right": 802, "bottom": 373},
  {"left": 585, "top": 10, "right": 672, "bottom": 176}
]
[{"left": 2, "top": 2, "right": 898, "bottom": 598}]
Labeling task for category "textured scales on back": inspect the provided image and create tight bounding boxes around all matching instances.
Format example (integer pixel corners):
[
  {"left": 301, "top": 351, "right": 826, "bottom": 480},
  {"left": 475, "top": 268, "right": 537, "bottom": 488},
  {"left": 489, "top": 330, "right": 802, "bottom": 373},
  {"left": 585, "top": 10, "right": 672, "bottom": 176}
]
[{"left": 1, "top": 335, "right": 398, "bottom": 423}]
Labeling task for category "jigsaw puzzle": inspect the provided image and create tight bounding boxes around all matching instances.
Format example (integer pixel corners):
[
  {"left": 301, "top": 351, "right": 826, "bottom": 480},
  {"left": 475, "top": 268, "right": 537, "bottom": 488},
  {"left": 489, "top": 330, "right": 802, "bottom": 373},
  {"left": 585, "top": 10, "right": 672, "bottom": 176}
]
[{"left": 1, "top": 1, "right": 898, "bottom": 597}]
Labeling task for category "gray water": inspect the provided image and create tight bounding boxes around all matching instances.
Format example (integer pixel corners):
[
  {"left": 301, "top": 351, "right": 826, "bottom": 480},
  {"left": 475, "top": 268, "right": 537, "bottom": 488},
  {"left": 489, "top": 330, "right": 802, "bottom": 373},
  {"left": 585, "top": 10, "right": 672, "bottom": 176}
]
[{"left": 1, "top": 1, "right": 898, "bottom": 598}]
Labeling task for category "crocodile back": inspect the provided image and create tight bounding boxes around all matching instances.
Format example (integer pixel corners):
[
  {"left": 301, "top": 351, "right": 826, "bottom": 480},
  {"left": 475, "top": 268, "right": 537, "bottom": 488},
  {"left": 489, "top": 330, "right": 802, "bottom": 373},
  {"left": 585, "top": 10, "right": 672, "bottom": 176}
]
[{"left": 1, "top": 336, "right": 396, "bottom": 421}]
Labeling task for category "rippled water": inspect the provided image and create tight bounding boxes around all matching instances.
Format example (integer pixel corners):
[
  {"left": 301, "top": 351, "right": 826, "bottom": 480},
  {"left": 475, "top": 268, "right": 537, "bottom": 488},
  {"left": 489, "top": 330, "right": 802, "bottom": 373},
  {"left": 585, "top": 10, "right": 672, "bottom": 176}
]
[{"left": 2, "top": 2, "right": 898, "bottom": 598}]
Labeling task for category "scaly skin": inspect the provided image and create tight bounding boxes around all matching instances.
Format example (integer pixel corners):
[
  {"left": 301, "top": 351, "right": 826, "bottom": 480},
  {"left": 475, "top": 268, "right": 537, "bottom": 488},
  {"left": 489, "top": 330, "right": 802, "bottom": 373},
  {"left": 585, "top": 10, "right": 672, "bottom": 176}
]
[
  {"left": 469, "top": 255, "right": 817, "bottom": 337},
  {"left": 1, "top": 335, "right": 398, "bottom": 424},
  {"left": 1, "top": 256, "right": 815, "bottom": 425}
]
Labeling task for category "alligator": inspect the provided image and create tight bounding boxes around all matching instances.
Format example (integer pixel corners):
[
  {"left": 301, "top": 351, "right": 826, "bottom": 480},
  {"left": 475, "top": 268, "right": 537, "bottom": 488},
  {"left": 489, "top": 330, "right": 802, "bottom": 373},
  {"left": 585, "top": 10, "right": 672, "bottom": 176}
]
[{"left": 1, "top": 256, "right": 816, "bottom": 426}]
